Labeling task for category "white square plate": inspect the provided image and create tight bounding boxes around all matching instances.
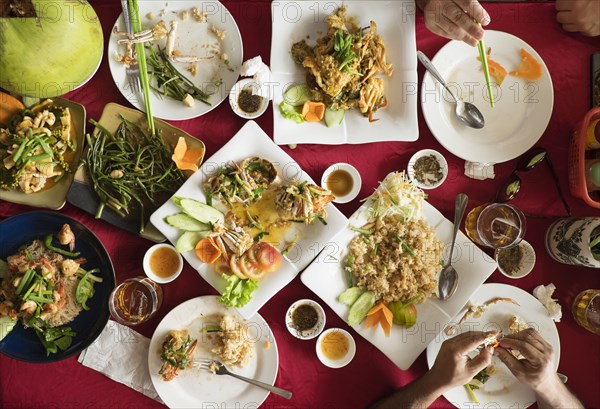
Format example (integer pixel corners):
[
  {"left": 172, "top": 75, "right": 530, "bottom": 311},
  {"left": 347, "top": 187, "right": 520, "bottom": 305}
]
[
  {"left": 301, "top": 187, "right": 498, "bottom": 369},
  {"left": 150, "top": 121, "right": 348, "bottom": 318},
  {"left": 270, "top": 1, "right": 419, "bottom": 145}
]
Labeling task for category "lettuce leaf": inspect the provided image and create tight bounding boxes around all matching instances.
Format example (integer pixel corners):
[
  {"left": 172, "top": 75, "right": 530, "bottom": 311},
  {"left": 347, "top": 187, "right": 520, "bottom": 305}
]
[
  {"left": 218, "top": 275, "right": 258, "bottom": 308},
  {"left": 279, "top": 101, "right": 305, "bottom": 124}
]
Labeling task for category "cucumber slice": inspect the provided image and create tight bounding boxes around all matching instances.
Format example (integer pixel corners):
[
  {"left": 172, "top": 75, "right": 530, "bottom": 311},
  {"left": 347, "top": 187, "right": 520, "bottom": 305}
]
[
  {"left": 347, "top": 291, "right": 376, "bottom": 326},
  {"left": 324, "top": 107, "right": 345, "bottom": 127},
  {"left": 174, "top": 197, "right": 224, "bottom": 225},
  {"left": 337, "top": 286, "right": 365, "bottom": 306},
  {"left": 165, "top": 213, "right": 210, "bottom": 231},
  {"left": 283, "top": 84, "right": 312, "bottom": 107},
  {"left": 0, "top": 316, "right": 17, "bottom": 342},
  {"left": 176, "top": 231, "right": 209, "bottom": 253}
]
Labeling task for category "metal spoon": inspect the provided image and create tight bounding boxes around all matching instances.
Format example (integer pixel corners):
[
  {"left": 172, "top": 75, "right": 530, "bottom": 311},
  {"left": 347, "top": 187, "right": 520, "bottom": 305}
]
[
  {"left": 417, "top": 51, "right": 485, "bottom": 129},
  {"left": 438, "top": 193, "right": 469, "bottom": 301}
]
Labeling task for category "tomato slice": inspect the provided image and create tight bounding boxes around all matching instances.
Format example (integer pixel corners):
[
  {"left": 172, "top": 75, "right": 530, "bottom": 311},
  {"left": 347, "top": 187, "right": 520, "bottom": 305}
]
[
  {"left": 228, "top": 255, "right": 247, "bottom": 279},
  {"left": 247, "top": 243, "right": 259, "bottom": 264},
  {"left": 255, "top": 243, "right": 282, "bottom": 273},
  {"left": 239, "top": 253, "right": 265, "bottom": 280}
]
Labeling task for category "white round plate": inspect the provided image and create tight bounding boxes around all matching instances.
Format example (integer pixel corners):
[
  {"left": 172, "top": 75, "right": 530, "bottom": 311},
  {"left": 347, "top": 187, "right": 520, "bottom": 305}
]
[
  {"left": 421, "top": 31, "right": 553, "bottom": 163},
  {"left": 148, "top": 296, "right": 279, "bottom": 408},
  {"left": 108, "top": 0, "right": 243, "bottom": 120},
  {"left": 426, "top": 283, "right": 560, "bottom": 408}
]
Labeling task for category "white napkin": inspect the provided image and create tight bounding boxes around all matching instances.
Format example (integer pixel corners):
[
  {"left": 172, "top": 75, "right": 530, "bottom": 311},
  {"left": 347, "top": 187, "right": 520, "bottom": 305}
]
[
  {"left": 78, "top": 320, "right": 164, "bottom": 404},
  {"left": 464, "top": 161, "right": 495, "bottom": 180},
  {"left": 533, "top": 283, "right": 562, "bottom": 322},
  {"left": 239, "top": 56, "right": 272, "bottom": 99}
]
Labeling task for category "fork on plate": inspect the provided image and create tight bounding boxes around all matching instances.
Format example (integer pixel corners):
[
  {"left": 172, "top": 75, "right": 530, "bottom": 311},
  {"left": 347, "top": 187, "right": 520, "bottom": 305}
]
[
  {"left": 120, "top": 0, "right": 140, "bottom": 94},
  {"left": 196, "top": 358, "right": 293, "bottom": 399}
]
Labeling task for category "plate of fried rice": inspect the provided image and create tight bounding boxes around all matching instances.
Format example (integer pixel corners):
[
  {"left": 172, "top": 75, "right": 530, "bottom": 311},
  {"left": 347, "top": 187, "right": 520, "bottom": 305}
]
[{"left": 301, "top": 172, "right": 498, "bottom": 369}]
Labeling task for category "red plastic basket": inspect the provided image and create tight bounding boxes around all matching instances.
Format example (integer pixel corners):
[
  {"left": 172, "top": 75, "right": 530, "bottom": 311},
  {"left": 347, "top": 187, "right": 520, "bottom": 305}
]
[{"left": 569, "top": 107, "right": 600, "bottom": 209}]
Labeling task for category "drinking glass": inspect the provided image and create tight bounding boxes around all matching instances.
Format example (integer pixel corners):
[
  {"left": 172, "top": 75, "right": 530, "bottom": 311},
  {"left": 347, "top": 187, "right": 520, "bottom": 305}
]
[
  {"left": 108, "top": 277, "right": 163, "bottom": 325},
  {"left": 465, "top": 203, "right": 526, "bottom": 249},
  {"left": 572, "top": 289, "right": 600, "bottom": 335}
]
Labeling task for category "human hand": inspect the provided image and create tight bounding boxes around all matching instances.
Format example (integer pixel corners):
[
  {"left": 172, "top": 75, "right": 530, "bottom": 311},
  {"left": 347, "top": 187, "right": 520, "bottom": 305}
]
[
  {"left": 429, "top": 331, "right": 494, "bottom": 391},
  {"left": 555, "top": 0, "right": 600, "bottom": 37},
  {"left": 495, "top": 328, "right": 560, "bottom": 392},
  {"left": 417, "top": 0, "right": 491, "bottom": 46}
]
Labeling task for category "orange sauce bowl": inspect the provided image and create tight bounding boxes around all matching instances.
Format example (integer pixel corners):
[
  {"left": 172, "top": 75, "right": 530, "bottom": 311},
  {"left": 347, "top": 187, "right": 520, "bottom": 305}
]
[{"left": 143, "top": 243, "right": 184, "bottom": 284}]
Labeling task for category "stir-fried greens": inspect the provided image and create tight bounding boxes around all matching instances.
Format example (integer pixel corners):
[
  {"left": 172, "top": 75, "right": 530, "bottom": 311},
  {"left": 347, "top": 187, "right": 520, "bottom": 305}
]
[
  {"left": 0, "top": 99, "right": 74, "bottom": 193},
  {"left": 84, "top": 116, "right": 185, "bottom": 233},
  {"left": 275, "top": 181, "right": 335, "bottom": 224},
  {"left": 0, "top": 224, "right": 103, "bottom": 355},
  {"left": 206, "top": 157, "right": 278, "bottom": 206}
]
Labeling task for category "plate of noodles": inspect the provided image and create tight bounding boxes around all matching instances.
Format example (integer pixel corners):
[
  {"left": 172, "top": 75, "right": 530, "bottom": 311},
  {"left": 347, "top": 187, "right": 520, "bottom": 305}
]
[
  {"left": 270, "top": 1, "right": 419, "bottom": 145},
  {"left": 0, "top": 211, "right": 115, "bottom": 362}
]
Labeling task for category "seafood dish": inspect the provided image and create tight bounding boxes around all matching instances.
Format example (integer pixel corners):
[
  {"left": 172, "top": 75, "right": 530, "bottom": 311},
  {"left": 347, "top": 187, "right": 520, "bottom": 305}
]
[
  {"left": 166, "top": 155, "right": 335, "bottom": 308},
  {"left": 0, "top": 99, "right": 75, "bottom": 194},
  {"left": 0, "top": 224, "right": 103, "bottom": 355},
  {"left": 291, "top": 5, "right": 393, "bottom": 122},
  {"left": 159, "top": 329, "right": 198, "bottom": 381}
]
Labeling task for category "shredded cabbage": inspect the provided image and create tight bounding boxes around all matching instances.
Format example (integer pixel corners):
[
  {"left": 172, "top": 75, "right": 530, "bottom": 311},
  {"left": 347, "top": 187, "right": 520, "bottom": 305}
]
[{"left": 365, "top": 172, "right": 425, "bottom": 221}]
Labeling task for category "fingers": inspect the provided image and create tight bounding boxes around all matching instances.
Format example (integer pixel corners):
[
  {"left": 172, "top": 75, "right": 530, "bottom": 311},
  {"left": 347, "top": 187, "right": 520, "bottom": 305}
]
[
  {"left": 468, "top": 346, "right": 493, "bottom": 373},
  {"left": 503, "top": 328, "right": 551, "bottom": 353},
  {"left": 449, "top": 331, "right": 496, "bottom": 355},
  {"left": 495, "top": 347, "right": 525, "bottom": 377},
  {"left": 498, "top": 338, "right": 545, "bottom": 362},
  {"left": 555, "top": 0, "right": 572, "bottom": 12},
  {"left": 455, "top": 0, "right": 491, "bottom": 25},
  {"left": 423, "top": 0, "right": 490, "bottom": 46}
]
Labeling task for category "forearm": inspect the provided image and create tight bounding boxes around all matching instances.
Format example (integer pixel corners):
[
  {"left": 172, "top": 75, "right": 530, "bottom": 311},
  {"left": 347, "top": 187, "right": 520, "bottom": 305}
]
[
  {"left": 370, "top": 371, "right": 447, "bottom": 409},
  {"left": 534, "top": 376, "right": 585, "bottom": 409}
]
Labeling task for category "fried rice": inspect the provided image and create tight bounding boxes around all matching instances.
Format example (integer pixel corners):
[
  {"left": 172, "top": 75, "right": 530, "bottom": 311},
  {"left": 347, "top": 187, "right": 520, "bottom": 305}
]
[{"left": 345, "top": 215, "right": 443, "bottom": 304}]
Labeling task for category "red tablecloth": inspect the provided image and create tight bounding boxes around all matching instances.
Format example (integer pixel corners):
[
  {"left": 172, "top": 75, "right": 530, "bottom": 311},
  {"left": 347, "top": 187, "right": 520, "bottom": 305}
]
[{"left": 1, "top": 1, "right": 599, "bottom": 408}]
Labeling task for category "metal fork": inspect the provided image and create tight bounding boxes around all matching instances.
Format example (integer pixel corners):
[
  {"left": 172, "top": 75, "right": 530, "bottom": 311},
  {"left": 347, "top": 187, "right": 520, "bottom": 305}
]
[
  {"left": 196, "top": 359, "right": 292, "bottom": 399},
  {"left": 120, "top": 0, "right": 140, "bottom": 94}
]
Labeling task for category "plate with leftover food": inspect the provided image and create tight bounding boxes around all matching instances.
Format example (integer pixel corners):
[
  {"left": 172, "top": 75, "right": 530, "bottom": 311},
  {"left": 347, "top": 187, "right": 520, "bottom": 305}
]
[
  {"left": 0, "top": 97, "right": 86, "bottom": 210},
  {"left": 421, "top": 30, "right": 553, "bottom": 163},
  {"left": 0, "top": 211, "right": 116, "bottom": 362},
  {"left": 148, "top": 295, "right": 278, "bottom": 408},
  {"left": 270, "top": 1, "right": 418, "bottom": 145},
  {"left": 301, "top": 172, "right": 497, "bottom": 370},
  {"left": 107, "top": 0, "right": 243, "bottom": 120},
  {"left": 67, "top": 103, "right": 205, "bottom": 242},
  {"left": 150, "top": 120, "right": 347, "bottom": 318},
  {"left": 426, "top": 283, "right": 560, "bottom": 408}
]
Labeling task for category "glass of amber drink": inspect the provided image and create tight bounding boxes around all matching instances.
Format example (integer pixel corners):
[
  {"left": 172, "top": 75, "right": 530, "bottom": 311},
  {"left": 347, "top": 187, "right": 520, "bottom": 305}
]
[
  {"left": 465, "top": 203, "right": 526, "bottom": 249},
  {"left": 109, "top": 277, "right": 163, "bottom": 325}
]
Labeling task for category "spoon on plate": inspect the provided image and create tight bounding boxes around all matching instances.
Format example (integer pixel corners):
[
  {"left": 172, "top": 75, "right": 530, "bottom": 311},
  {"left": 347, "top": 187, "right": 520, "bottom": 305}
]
[
  {"left": 417, "top": 51, "right": 485, "bottom": 129},
  {"left": 438, "top": 193, "right": 469, "bottom": 301}
]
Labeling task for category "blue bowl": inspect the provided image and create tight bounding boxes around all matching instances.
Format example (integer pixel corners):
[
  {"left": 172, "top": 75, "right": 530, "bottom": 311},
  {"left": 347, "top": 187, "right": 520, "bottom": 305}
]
[{"left": 0, "top": 211, "right": 116, "bottom": 362}]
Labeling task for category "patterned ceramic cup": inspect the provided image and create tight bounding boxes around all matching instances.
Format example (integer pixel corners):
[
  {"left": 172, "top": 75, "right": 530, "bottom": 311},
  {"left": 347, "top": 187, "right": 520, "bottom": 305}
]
[{"left": 545, "top": 217, "right": 600, "bottom": 268}]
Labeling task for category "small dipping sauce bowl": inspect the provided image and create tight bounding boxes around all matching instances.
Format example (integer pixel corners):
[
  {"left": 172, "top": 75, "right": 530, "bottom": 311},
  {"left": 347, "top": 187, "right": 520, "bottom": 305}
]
[
  {"left": 229, "top": 78, "right": 269, "bottom": 119},
  {"left": 143, "top": 243, "right": 183, "bottom": 284},
  {"left": 495, "top": 239, "right": 536, "bottom": 279},
  {"left": 316, "top": 328, "right": 356, "bottom": 368},
  {"left": 321, "top": 163, "right": 362, "bottom": 204},
  {"left": 285, "top": 299, "right": 326, "bottom": 340},
  {"left": 407, "top": 149, "right": 448, "bottom": 190}
]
